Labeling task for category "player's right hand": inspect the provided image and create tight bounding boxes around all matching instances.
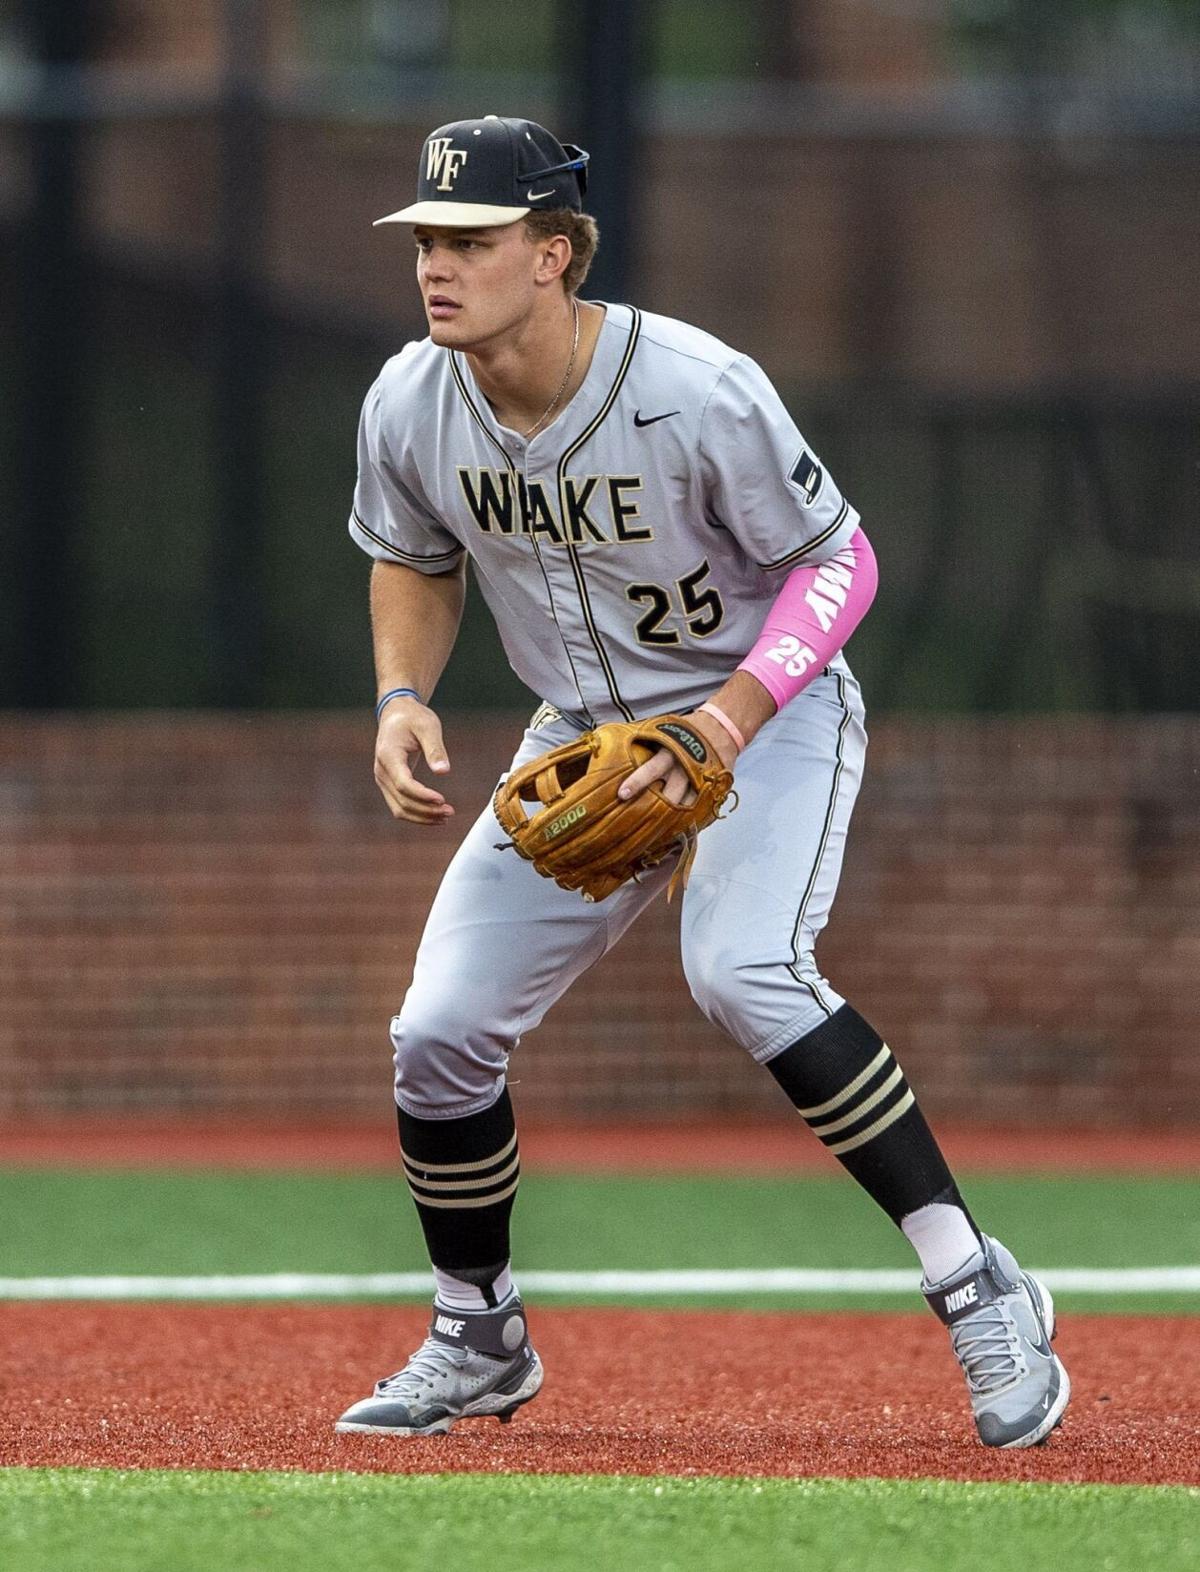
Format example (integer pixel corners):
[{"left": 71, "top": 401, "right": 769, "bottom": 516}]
[{"left": 374, "top": 699, "right": 454, "bottom": 824}]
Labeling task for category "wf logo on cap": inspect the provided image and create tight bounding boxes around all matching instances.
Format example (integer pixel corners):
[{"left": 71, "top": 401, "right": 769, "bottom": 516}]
[{"left": 426, "top": 138, "right": 468, "bottom": 191}]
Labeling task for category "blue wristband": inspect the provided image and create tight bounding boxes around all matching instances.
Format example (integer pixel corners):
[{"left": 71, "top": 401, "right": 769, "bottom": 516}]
[{"left": 375, "top": 686, "right": 422, "bottom": 721}]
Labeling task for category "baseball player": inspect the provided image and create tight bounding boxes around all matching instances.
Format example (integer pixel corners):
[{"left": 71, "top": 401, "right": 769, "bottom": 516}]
[{"left": 334, "top": 116, "right": 1069, "bottom": 1449}]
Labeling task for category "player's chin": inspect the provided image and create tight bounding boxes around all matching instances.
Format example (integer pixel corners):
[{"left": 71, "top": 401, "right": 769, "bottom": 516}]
[{"left": 426, "top": 313, "right": 471, "bottom": 347}]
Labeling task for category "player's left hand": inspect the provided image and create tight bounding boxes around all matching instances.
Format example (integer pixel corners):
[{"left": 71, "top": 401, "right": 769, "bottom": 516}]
[{"left": 618, "top": 709, "right": 739, "bottom": 806}]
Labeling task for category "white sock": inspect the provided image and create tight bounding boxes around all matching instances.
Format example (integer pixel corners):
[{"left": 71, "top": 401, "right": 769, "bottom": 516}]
[
  {"left": 433, "top": 1262, "right": 515, "bottom": 1312},
  {"left": 900, "top": 1203, "right": 981, "bottom": 1285}
]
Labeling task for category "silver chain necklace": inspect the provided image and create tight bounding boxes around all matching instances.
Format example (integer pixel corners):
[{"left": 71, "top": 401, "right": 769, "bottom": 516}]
[{"left": 523, "top": 298, "right": 580, "bottom": 440}]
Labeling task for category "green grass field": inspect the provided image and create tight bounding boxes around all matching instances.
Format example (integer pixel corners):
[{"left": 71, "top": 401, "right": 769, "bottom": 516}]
[
  {"left": 3, "top": 1163, "right": 1197, "bottom": 1569},
  {"left": 2, "top": 1470, "right": 1197, "bottom": 1572},
  {"left": 4, "top": 1167, "right": 1198, "bottom": 1312}
]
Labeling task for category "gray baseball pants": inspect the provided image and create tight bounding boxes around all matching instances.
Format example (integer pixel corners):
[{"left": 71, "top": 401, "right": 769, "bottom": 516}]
[{"left": 391, "top": 668, "right": 868, "bottom": 1118}]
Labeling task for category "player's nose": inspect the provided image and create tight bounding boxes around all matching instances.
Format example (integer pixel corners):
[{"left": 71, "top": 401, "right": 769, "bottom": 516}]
[{"left": 420, "top": 245, "right": 454, "bottom": 282}]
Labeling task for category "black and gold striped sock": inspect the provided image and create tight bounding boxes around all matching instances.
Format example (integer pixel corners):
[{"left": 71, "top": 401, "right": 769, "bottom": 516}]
[
  {"left": 396, "top": 1089, "right": 520, "bottom": 1295},
  {"left": 766, "top": 1004, "right": 978, "bottom": 1229}
]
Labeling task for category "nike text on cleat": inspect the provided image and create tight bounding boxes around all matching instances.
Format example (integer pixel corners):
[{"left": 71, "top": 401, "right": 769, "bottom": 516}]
[
  {"left": 924, "top": 1235, "right": 1071, "bottom": 1449},
  {"left": 334, "top": 1292, "right": 543, "bottom": 1437}
]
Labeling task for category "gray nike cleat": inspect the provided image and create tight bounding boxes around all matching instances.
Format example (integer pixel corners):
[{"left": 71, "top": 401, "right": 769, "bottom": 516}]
[
  {"left": 335, "top": 1293, "right": 543, "bottom": 1437},
  {"left": 923, "top": 1235, "right": 1070, "bottom": 1449}
]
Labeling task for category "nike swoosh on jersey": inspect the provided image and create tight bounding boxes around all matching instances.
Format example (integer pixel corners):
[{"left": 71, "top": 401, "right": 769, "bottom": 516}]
[
  {"left": 633, "top": 409, "right": 680, "bottom": 428},
  {"left": 526, "top": 189, "right": 555, "bottom": 201}
]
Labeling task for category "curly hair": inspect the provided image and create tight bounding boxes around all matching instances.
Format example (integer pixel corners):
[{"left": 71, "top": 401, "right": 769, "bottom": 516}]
[{"left": 522, "top": 209, "right": 600, "bottom": 295}]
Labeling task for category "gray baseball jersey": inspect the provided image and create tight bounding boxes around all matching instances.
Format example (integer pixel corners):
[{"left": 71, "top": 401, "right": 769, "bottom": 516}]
[{"left": 350, "top": 303, "right": 860, "bottom": 722}]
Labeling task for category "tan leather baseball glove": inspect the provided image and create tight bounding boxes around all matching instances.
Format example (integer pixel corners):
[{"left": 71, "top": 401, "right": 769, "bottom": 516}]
[{"left": 493, "top": 714, "right": 736, "bottom": 903}]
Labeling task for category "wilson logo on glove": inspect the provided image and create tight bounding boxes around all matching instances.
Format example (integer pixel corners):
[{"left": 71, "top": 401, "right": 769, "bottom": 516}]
[
  {"left": 655, "top": 721, "right": 707, "bottom": 762},
  {"left": 493, "top": 713, "right": 735, "bottom": 904}
]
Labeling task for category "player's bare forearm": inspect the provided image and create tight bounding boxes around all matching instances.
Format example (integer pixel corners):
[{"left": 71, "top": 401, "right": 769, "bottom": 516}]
[
  {"left": 370, "top": 559, "right": 466, "bottom": 826},
  {"left": 370, "top": 558, "right": 465, "bottom": 702},
  {"left": 701, "top": 669, "right": 777, "bottom": 752}
]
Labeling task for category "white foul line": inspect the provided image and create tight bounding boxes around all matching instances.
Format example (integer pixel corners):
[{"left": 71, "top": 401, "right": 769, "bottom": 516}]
[{"left": 0, "top": 1267, "right": 1198, "bottom": 1301}]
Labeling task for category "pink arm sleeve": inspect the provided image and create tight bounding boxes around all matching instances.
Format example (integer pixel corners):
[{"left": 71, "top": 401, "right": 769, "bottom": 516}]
[{"left": 737, "top": 527, "right": 878, "bottom": 711}]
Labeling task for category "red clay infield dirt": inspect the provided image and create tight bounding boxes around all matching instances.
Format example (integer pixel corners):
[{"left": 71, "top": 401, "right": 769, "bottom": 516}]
[{"left": 3, "top": 1303, "right": 1198, "bottom": 1486}]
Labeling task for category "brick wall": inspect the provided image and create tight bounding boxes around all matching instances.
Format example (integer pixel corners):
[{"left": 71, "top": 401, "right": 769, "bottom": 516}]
[{"left": 1, "top": 714, "right": 1196, "bottom": 1125}]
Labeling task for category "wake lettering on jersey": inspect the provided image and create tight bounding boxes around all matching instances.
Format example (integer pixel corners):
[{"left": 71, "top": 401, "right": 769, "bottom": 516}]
[
  {"left": 448, "top": 308, "right": 645, "bottom": 722},
  {"left": 551, "top": 308, "right": 645, "bottom": 720},
  {"left": 563, "top": 477, "right": 605, "bottom": 544},
  {"left": 456, "top": 468, "right": 654, "bottom": 547},
  {"left": 520, "top": 476, "right": 561, "bottom": 543},
  {"left": 447, "top": 355, "right": 595, "bottom": 721}
]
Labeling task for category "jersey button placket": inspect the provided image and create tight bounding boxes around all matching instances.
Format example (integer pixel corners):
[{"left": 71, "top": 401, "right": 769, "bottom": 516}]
[
  {"left": 524, "top": 451, "right": 601, "bottom": 710},
  {"left": 523, "top": 450, "right": 562, "bottom": 627}
]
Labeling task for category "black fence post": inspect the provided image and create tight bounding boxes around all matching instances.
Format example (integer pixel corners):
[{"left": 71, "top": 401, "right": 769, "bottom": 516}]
[
  {"left": 12, "top": 0, "right": 95, "bottom": 707},
  {"left": 208, "top": 0, "right": 270, "bottom": 706},
  {"left": 559, "top": 0, "right": 648, "bottom": 306}
]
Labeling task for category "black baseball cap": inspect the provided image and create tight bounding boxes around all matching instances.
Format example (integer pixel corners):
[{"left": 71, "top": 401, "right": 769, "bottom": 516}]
[{"left": 374, "top": 114, "right": 590, "bottom": 229}]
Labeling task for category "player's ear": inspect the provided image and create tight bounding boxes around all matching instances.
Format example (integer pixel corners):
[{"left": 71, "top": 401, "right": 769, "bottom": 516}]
[{"left": 532, "top": 233, "right": 572, "bottom": 287}]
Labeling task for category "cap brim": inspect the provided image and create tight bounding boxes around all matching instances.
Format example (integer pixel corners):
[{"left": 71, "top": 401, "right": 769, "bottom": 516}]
[{"left": 373, "top": 201, "right": 531, "bottom": 228}]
